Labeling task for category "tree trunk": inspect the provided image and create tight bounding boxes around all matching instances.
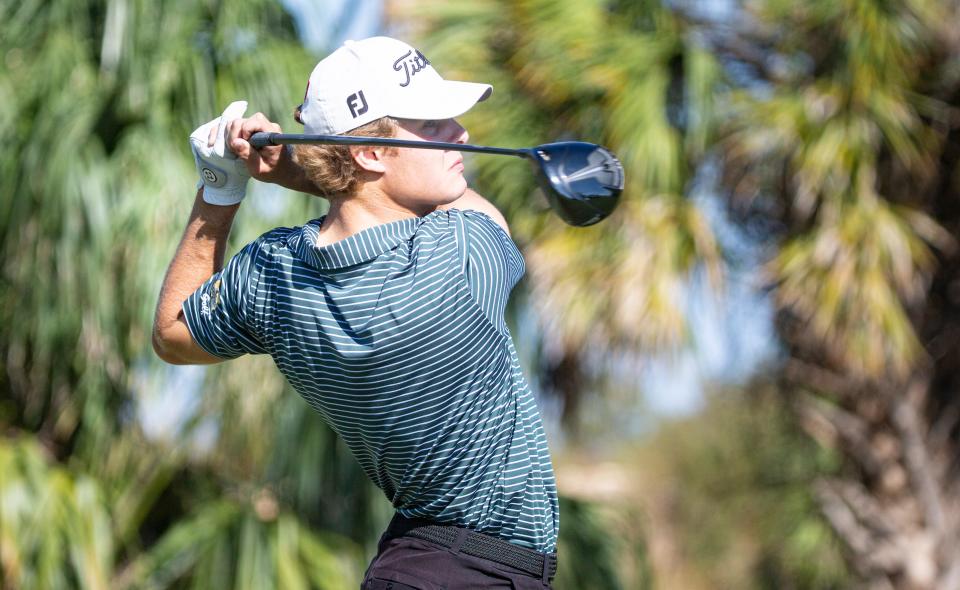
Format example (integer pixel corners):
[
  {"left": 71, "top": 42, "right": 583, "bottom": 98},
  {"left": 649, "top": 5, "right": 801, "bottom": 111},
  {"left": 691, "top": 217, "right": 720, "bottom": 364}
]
[{"left": 786, "top": 359, "right": 960, "bottom": 589}]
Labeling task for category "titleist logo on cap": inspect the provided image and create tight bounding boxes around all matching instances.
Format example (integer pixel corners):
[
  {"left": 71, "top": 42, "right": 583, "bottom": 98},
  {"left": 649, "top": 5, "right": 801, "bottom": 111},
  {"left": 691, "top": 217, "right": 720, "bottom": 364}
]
[{"left": 393, "top": 50, "right": 430, "bottom": 88}]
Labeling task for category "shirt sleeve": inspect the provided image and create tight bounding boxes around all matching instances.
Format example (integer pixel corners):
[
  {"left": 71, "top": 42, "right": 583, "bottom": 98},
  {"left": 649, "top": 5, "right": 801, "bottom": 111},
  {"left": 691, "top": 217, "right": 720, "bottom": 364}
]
[
  {"left": 181, "top": 239, "right": 267, "bottom": 359},
  {"left": 452, "top": 209, "right": 526, "bottom": 332}
]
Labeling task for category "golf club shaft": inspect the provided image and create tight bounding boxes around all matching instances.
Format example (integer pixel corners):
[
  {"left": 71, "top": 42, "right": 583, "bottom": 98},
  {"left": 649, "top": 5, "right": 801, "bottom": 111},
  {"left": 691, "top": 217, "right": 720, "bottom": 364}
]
[{"left": 249, "top": 132, "right": 529, "bottom": 158}]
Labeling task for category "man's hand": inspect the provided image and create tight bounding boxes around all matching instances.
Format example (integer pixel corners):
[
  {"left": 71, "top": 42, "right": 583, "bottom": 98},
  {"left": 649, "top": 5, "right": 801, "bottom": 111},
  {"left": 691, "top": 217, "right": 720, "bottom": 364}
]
[
  {"left": 226, "top": 112, "right": 288, "bottom": 184},
  {"left": 190, "top": 101, "right": 252, "bottom": 206},
  {"left": 227, "top": 112, "right": 325, "bottom": 197}
]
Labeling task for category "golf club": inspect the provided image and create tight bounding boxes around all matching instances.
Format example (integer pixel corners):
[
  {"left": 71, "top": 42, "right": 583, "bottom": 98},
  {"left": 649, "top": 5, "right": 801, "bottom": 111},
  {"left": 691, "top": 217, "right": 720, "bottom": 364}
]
[{"left": 249, "top": 132, "right": 624, "bottom": 227}]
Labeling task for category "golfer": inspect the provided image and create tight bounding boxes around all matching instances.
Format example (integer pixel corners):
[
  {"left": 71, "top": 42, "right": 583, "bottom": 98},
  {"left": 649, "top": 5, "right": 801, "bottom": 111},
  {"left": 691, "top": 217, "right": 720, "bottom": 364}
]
[{"left": 153, "top": 36, "right": 559, "bottom": 589}]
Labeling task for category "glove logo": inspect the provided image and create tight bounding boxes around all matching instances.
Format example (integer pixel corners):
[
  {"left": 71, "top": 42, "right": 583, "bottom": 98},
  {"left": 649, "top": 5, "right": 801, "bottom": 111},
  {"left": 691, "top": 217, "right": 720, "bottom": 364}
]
[
  {"left": 347, "top": 90, "right": 368, "bottom": 118},
  {"left": 200, "top": 164, "right": 228, "bottom": 188}
]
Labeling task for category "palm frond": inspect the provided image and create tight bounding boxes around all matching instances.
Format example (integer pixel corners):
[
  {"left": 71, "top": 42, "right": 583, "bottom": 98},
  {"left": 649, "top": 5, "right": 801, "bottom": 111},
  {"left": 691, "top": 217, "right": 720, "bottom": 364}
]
[
  {"left": 0, "top": 437, "right": 114, "bottom": 589},
  {"left": 408, "top": 0, "right": 724, "bottom": 358},
  {"left": 128, "top": 498, "right": 361, "bottom": 589}
]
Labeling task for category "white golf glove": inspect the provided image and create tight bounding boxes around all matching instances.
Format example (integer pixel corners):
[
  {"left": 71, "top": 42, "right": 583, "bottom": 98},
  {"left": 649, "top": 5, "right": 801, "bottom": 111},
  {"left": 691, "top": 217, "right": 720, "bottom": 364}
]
[{"left": 189, "top": 101, "right": 251, "bottom": 206}]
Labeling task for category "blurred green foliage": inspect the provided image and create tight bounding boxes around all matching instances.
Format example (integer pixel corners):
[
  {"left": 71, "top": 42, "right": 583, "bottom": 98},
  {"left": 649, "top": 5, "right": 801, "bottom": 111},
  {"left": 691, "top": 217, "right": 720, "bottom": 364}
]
[
  {"left": 0, "top": 0, "right": 374, "bottom": 586},
  {"left": 0, "top": 0, "right": 316, "bottom": 458},
  {"left": 639, "top": 384, "right": 849, "bottom": 589},
  {"left": 723, "top": 0, "right": 957, "bottom": 377},
  {"left": 555, "top": 497, "right": 653, "bottom": 590},
  {"left": 0, "top": 436, "right": 113, "bottom": 589}
]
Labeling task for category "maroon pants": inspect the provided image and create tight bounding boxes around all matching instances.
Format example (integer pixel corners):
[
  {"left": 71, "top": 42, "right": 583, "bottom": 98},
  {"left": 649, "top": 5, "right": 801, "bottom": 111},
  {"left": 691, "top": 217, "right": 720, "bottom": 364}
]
[{"left": 361, "top": 534, "right": 554, "bottom": 590}]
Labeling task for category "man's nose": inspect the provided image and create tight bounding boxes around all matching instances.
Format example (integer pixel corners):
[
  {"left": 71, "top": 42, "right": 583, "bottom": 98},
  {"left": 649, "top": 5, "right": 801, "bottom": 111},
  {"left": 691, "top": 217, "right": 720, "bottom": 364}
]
[{"left": 449, "top": 119, "right": 468, "bottom": 144}]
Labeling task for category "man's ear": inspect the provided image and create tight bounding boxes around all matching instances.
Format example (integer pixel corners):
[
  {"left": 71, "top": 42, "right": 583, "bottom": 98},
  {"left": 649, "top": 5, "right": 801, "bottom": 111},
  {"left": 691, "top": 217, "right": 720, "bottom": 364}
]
[{"left": 352, "top": 146, "right": 387, "bottom": 174}]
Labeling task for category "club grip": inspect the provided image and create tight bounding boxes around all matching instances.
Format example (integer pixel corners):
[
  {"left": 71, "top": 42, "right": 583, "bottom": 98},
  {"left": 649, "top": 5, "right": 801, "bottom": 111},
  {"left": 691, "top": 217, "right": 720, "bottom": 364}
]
[{"left": 249, "top": 132, "right": 275, "bottom": 149}]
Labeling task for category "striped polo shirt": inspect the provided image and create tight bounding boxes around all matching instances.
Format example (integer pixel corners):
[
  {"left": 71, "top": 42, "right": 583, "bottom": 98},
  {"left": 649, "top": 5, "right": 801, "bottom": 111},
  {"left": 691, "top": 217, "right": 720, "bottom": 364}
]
[{"left": 182, "top": 208, "right": 559, "bottom": 553}]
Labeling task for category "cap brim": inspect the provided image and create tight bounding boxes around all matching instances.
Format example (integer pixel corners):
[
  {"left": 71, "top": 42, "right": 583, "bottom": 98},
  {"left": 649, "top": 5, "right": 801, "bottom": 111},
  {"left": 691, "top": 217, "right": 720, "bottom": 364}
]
[{"left": 387, "top": 80, "right": 492, "bottom": 121}]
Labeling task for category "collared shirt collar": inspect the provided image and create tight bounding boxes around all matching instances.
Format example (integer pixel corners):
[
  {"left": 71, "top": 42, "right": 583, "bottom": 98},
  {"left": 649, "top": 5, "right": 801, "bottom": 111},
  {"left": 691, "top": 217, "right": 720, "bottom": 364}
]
[{"left": 289, "top": 215, "right": 427, "bottom": 270}]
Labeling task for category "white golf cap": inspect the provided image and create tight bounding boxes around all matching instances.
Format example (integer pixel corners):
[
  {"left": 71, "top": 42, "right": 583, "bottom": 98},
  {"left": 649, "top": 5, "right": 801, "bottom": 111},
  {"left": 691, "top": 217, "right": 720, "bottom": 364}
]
[{"left": 298, "top": 36, "right": 493, "bottom": 135}]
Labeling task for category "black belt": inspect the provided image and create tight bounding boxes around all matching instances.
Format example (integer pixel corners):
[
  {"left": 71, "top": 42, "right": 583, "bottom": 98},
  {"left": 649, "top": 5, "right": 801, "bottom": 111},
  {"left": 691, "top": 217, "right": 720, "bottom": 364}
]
[{"left": 386, "top": 514, "right": 558, "bottom": 582}]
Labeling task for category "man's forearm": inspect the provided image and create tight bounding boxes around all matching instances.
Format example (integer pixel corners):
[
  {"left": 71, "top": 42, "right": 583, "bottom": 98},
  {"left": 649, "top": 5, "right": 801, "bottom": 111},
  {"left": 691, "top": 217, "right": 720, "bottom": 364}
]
[{"left": 152, "top": 188, "right": 239, "bottom": 361}]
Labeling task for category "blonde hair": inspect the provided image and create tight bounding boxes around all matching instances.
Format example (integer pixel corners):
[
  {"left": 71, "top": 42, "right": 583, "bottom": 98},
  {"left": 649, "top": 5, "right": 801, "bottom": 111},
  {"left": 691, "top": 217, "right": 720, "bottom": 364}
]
[{"left": 293, "top": 117, "right": 399, "bottom": 198}]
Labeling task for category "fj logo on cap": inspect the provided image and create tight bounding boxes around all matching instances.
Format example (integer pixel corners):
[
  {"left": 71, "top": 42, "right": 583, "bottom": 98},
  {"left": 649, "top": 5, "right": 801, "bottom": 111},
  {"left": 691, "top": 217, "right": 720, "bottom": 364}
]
[
  {"left": 393, "top": 50, "right": 430, "bottom": 87},
  {"left": 347, "top": 90, "right": 369, "bottom": 118}
]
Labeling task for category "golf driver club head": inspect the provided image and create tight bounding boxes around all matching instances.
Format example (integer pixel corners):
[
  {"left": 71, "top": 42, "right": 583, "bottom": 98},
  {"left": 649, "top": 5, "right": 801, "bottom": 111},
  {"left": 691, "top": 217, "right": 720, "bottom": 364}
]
[{"left": 530, "top": 141, "right": 624, "bottom": 227}]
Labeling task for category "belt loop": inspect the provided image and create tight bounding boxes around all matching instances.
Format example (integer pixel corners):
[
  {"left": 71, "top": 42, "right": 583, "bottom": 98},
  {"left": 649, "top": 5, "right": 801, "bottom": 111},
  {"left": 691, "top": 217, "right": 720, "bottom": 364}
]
[
  {"left": 541, "top": 553, "right": 554, "bottom": 584},
  {"left": 448, "top": 527, "right": 469, "bottom": 555}
]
